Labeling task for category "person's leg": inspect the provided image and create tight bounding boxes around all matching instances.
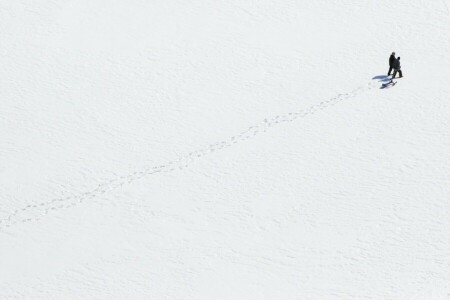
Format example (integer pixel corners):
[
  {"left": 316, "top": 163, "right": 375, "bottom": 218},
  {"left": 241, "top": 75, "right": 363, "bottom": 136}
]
[
  {"left": 392, "top": 70, "right": 397, "bottom": 79},
  {"left": 399, "top": 70, "right": 403, "bottom": 78},
  {"left": 388, "top": 66, "right": 393, "bottom": 75}
]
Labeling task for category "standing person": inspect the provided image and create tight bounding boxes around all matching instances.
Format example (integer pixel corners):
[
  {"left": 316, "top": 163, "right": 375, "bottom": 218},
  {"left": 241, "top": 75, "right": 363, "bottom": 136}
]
[
  {"left": 392, "top": 57, "right": 403, "bottom": 79},
  {"left": 388, "top": 52, "right": 396, "bottom": 75}
]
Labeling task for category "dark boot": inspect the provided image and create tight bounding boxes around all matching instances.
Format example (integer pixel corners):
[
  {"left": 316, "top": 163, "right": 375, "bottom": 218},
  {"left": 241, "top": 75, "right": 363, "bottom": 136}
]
[{"left": 388, "top": 67, "right": 393, "bottom": 75}]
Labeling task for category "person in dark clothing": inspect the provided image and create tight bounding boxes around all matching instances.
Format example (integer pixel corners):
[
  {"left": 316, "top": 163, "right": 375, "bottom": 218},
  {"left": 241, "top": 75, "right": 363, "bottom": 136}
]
[
  {"left": 392, "top": 57, "right": 403, "bottom": 79},
  {"left": 388, "top": 52, "right": 396, "bottom": 75}
]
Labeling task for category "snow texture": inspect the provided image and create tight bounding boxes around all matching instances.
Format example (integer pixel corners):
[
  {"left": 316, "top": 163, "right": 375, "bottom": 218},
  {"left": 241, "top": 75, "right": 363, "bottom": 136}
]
[{"left": 1, "top": 0, "right": 450, "bottom": 299}]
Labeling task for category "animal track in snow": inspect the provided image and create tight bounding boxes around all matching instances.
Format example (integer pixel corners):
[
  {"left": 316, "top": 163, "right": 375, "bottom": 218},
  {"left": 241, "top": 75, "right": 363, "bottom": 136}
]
[{"left": 0, "top": 81, "right": 378, "bottom": 232}]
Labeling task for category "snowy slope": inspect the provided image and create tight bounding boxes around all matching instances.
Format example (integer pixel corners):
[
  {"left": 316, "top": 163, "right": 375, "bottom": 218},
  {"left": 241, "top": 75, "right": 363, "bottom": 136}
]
[{"left": 1, "top": 0, "right": 450, "bottom": 299}]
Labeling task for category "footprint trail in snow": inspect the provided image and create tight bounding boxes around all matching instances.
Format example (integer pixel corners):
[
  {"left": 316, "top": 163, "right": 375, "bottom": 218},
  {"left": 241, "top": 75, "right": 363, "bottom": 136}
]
[{"left": 0, "top": 81, "right": 378, "bottom": 232}]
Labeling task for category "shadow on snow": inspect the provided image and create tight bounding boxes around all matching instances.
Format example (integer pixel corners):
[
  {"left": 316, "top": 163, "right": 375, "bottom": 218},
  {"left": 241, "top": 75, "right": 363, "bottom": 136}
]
[
  {"left": 372, "top": 75, "right": 391, "bottom": 81},
  {"left": 372, "top": 74, "right": 394, "bottom": 89}
]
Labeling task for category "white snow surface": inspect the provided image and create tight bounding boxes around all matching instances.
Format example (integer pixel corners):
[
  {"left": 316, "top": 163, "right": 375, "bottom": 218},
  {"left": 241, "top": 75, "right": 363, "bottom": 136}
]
[{"left": 2, "top": 1, "right": 450, "bottom": 299}]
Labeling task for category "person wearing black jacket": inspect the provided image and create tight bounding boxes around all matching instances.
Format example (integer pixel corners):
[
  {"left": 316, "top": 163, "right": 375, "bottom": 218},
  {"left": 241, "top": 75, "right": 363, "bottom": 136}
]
[
  {"left": 388, "top": 52, "right": 396, "bottom": 75},
  {"left": 392, "top": 57, "right": 403, "bottom": 79}
]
